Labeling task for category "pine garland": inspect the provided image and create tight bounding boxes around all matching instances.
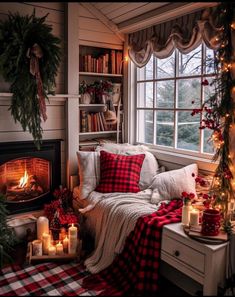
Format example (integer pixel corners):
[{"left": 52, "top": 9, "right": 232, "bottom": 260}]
[
  {"left": 0, "top": 194, "right": 17, "bottom": 268},
  {"left": 192, "top": 2, "right": 235, "bottom": 226},
  {"left": 0, "top": 11, "right": 61, "bottom": 148}
]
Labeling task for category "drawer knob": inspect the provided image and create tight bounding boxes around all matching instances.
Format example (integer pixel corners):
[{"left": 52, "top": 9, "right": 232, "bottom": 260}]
[{"left": 174, "top": 250, "right": 180, "bottom": 257}]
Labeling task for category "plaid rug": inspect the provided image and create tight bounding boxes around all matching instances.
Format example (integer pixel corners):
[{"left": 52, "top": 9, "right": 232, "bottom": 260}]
[
  {"left": 0, "top": 199, "right": 182, "bottom": 296},
  {"left": 82, "top": 198, "right": 183, "bottom": 296},
  {"left": 0, "top": 262, "right": 99, "bottom": 296}
]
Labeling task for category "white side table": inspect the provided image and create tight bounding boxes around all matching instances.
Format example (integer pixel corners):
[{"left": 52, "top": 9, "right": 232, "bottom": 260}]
[{"left": 161, "top": 223, "right": 229, "bottom": 296}]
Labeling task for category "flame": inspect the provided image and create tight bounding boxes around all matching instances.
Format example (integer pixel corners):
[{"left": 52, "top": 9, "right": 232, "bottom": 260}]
[{"left": 19, "top": 171, "right": 28, "bottom": 188}]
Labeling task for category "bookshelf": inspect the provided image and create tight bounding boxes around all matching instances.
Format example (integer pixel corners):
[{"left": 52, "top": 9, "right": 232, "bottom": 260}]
[{"left": 79, "top": 44, "right": 124, "bottom": 151}]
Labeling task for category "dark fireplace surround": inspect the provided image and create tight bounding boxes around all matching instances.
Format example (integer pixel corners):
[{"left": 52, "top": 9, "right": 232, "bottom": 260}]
[{"left": 0, "top": 140, "right": 61, "bottom": 214}]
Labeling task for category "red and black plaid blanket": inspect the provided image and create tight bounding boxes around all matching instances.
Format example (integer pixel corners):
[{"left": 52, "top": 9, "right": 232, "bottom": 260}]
[{"left": 83, "top": 198, "right": 183, "bottom": 296}]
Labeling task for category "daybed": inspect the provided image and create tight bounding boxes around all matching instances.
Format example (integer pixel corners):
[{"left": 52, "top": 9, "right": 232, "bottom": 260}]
[{"left": 73, "top": 143, "right": 200, "bottom": 274}]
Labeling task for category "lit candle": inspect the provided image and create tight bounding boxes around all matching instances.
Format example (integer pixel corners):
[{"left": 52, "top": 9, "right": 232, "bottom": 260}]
[
  {"left": 37, "top": 216, "right": 49, "bottom": 240},
  {"left": 63, "top": 235, "right": 69, "bottom": 254},
  {"left": 190, "top": 209, "right": 200, "bottom": 226},
  {"left": 42, "top": 232, "right": 50, "bottom": 255},
  {"left": 56, "top": 241, "right": 64, "bottom": 255},
  {"left": 48, "top": 245, "right": 56, "bottom": 256},
  {"left": 68, "top": 236, "right": 77, "bottom": 254},
  {"left": 59, "top": 227, "right": 67, "bottom": 241},
  {"left": 68, "top": 224, "right": 77, "bottom": 238},
  {"left": 32, "top": 240, "right": 42, "bottom": 256}
]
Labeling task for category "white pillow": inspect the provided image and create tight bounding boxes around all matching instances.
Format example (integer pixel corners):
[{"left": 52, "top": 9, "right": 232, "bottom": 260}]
[
  {"left": 96, "top": 143, "right": 160, "bottom": 190},
  {"left": 149, "top": 163, "right": 198, "bottom": 204},
  {"left": 76, "top": 151, "right": 100, "bottom": 199}
]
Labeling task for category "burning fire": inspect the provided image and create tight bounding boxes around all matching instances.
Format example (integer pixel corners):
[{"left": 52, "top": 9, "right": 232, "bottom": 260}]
[{"left": 19, "top": 171, "right": 29, "bottom": 188}]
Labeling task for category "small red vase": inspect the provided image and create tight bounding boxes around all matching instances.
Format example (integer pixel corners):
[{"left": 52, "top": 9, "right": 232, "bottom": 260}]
[{"left": 201, "top": 209, "right": 221, "bottom": 236}]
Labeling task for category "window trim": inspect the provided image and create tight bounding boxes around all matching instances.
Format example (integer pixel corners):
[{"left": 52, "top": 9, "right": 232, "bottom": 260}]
[{"left": 133, "top": 44, "right": 215, "bottom": 160}]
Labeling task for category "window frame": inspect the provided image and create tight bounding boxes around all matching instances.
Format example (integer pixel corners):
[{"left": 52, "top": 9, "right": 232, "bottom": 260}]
[{"left": 133, "top": 43, "right": 216, "bottom": 161}]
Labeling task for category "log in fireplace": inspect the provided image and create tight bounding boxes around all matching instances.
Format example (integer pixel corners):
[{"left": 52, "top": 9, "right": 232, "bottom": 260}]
[{"left": 0, "top": 140, "right": 61, "bottom": 214}]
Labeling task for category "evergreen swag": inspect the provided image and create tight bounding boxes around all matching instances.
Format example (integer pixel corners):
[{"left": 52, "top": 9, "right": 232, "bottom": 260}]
[
  {"left": 0, "top": 11, "right": 61, "bottom": 148},
  {"left": 0, "top": 194, "right": 16, "bottom": 268},
  {"left": 192, "top": 2, "right": 235, "bottom": 230}
]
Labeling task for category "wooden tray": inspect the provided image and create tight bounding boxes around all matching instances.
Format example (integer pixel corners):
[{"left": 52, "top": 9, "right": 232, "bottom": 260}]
[
  {"left": 183, "top": 225, "right": 228, "bottom": 245},
  {"left": 28, "top": 241, "right": 82, "bottom": 264}
]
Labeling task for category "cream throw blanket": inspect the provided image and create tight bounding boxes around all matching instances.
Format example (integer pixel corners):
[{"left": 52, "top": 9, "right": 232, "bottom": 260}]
[{"left": 79, "top": 189, "right": 168, "bottom": 274}]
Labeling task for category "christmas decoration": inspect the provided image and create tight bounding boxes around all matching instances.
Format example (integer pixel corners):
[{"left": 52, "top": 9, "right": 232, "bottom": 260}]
[
  {"left": 0, "top": 11, "right": 61, "bottom": 148},
  {"left": 0, "top": 194, "right": 17, "bottom": 268},
  {"left": 191, "top": 2, "right": 235, "bottom": 228},
  {"left": 44, "top": 187, "right": 78, "bottom": 239}
]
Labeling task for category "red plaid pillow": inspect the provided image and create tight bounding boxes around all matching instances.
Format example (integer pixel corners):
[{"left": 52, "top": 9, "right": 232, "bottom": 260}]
[{"left": 95, "top": 150, "right": 145, "bottom": 193}]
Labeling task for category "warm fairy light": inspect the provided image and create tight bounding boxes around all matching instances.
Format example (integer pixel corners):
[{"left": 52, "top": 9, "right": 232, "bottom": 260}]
[
  {"left": 225, "top": 113, "right": 230, "bottom": 118},
  {"left": 231, "top": 23, "right": 235, "bottom": 30},
  {"left": 124, "top": 56, "right": 128, "bottom": 62}
]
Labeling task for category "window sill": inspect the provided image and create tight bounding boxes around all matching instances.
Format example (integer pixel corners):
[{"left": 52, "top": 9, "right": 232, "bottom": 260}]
[{"left": 138, "top": 144, "right": 218, "bottom": 173}]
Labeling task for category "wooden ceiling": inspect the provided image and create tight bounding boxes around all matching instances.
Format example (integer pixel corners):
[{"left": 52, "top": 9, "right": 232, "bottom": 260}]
[{"left": 85, "top": 2, "right": 218, "bottom": 34}]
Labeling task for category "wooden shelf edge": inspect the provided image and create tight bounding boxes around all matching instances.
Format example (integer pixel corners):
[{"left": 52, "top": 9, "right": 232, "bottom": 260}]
[{"left": 79, "top": 72, "right": 123, "bottom": 77}]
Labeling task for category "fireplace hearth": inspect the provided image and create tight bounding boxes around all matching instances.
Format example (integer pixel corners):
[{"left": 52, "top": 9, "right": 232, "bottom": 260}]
[{"left": 0, "top": 140, "right": 61, "bottom": 214}]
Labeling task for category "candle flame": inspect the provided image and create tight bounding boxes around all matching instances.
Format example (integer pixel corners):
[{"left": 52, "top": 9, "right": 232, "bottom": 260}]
[{"left": 19, "top": 171, "right": 29, "bottom": 188}]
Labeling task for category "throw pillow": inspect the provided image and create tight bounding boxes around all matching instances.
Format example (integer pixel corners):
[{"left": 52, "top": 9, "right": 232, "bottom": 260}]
[
  {"left": 76, "top": 151, "right": 100, "bottom": 199},
  {"left": 95, "top": 150, "right": 145, "bottom": 193},
  {"left": 149, "top": 163, "right": 198, "bottom": 204},
  {"left": 96, "top": 143, "right": 159, "bottom": 190}
]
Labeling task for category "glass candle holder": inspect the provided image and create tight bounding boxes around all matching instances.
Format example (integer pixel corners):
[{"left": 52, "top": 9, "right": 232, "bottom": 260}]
[{"left": 201, "top": 209, "right": 221, "bottom": 236}]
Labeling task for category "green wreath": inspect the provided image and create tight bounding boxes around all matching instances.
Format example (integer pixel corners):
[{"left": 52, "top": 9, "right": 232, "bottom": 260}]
[{"left": 0, "top": 11, "right": 61, "bottom": 148}]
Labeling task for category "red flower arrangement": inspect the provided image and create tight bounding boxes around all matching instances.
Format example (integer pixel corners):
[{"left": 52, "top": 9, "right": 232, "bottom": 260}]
[
  {"left": 44, "top": 187, "right": 78, "bottom": 231},
  {"left": 181, "top": 191, "right": 195, "bottom": 205}
]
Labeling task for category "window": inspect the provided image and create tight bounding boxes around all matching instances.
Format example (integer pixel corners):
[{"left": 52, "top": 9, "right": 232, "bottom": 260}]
[{"left": 135, "top": 44, "right": 215, "bottom": 156}]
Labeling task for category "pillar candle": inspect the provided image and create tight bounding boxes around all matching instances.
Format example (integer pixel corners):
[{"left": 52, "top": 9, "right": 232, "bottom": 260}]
[
  {"left": 42, "top": 232, "right": 50, "bottom": 255},
  {"left": 190, "top": 209, "right": 200, "bottom": 226},
  {"left": 68, "top": 224, "right": 77, "bottom": 238},
  {"left": 32, "top": 240, "right": 42, "bottom": 256},
  {"left": 68, "top": 236, "right": 77, "bottom": 254},
  {"left": 56, "top": 241, "right": 64, "bottom": 255},
  {"left": 37, "top": 216, "right": 49, "bottom": 240},
  {"left": 63, "top": 235, "right": 69, "bottom": 254},
  {"left": 48, "top": 245, "right": 56, "bottom": 256}
]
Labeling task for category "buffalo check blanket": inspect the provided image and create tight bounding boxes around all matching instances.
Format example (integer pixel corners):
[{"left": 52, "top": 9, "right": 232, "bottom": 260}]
[
  {"left": 0, "top": 199, "right": 182, "bottom": 296},
  {"left": 83, "top": 198, "right": 183, "bottom": 296},
  {"left": 0, "top": 262, "right": 100, "bottom": 296}
]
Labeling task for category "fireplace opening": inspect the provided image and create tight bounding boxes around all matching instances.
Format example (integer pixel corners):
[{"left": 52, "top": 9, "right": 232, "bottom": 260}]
[
  {"left": 0, "top": 140, "right": 61, "bottom": 214},
  {"left": 0, "top": 157, "right": 50, "bottom": 202}
]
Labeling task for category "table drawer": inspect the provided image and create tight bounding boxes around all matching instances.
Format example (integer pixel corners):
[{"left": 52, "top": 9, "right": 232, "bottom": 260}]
[{"left": 161, "top": 234, "right": 205, "bottom": 274}]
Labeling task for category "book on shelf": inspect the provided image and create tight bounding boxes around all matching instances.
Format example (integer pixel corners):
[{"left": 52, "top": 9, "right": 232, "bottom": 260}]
[
  {"left": 80, "top": 111, "right": 111, "bottom": 133},
  {"left": 80, "top": 49, "right": 123, "bottom": 74}
]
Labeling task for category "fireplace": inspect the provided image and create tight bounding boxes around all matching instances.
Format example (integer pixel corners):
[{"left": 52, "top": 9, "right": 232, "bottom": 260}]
[{"left": 0, "top": 140, "right": 61, "bottom": 214}]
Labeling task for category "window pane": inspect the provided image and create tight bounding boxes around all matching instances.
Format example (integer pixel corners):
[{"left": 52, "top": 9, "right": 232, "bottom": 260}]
[
  {"left": 179, "top": 45, "right": 202, "bottom": 76},
  {"left": 205, "top": 47, "right": 215, "bottom": 74},
  {"left": 156, "top": 111, "right": 174, "bottom": 147},
  {"left": 177, "top": 111, "right": 200, "bottom": 151},
  {"left": 156, "top": 52, "right": 175, "bottom": 78},
  {"left": 155, "top": 80, "right": 174, "bottom": 108},
  {"left": 203, "top": 76, "right": 216, "bottom": 102},
  {"left": 137, "top": 110, "right": 153, "bottom": 144},
  {"left": 203, "top": 129, "right": 215, "bottom": 154},
  {"left": 137, "top": 82, "right": 153, "bottom": 108},
  {"left": 137, "top": 55, "right": 153, "bottom": 80},
  {"left": 178, "top": 78, "right": 201, "bottom": 108}
]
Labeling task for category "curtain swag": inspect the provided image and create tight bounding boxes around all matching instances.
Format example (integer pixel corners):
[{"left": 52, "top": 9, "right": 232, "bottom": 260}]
[{"left": 128, "top": 7, "right": 223, "bottom": 67}]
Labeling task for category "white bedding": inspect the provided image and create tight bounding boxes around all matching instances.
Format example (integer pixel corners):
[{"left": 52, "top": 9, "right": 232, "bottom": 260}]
[{"left": 76, "top": 189, "right": 168, "bottom": 274}]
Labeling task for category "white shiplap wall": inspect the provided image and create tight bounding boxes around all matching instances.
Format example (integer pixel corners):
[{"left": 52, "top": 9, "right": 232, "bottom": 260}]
[
  {"left": 78, "top": 3, "right": 123, "bottom": 49},
  {"left": 0, "top": 2, "right": 66, "bottom": 184}
]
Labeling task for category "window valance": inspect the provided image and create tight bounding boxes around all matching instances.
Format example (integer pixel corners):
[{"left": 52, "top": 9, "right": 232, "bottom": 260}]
[{"left": 128, "top": 6, "right": 222, "bottom": 67}]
